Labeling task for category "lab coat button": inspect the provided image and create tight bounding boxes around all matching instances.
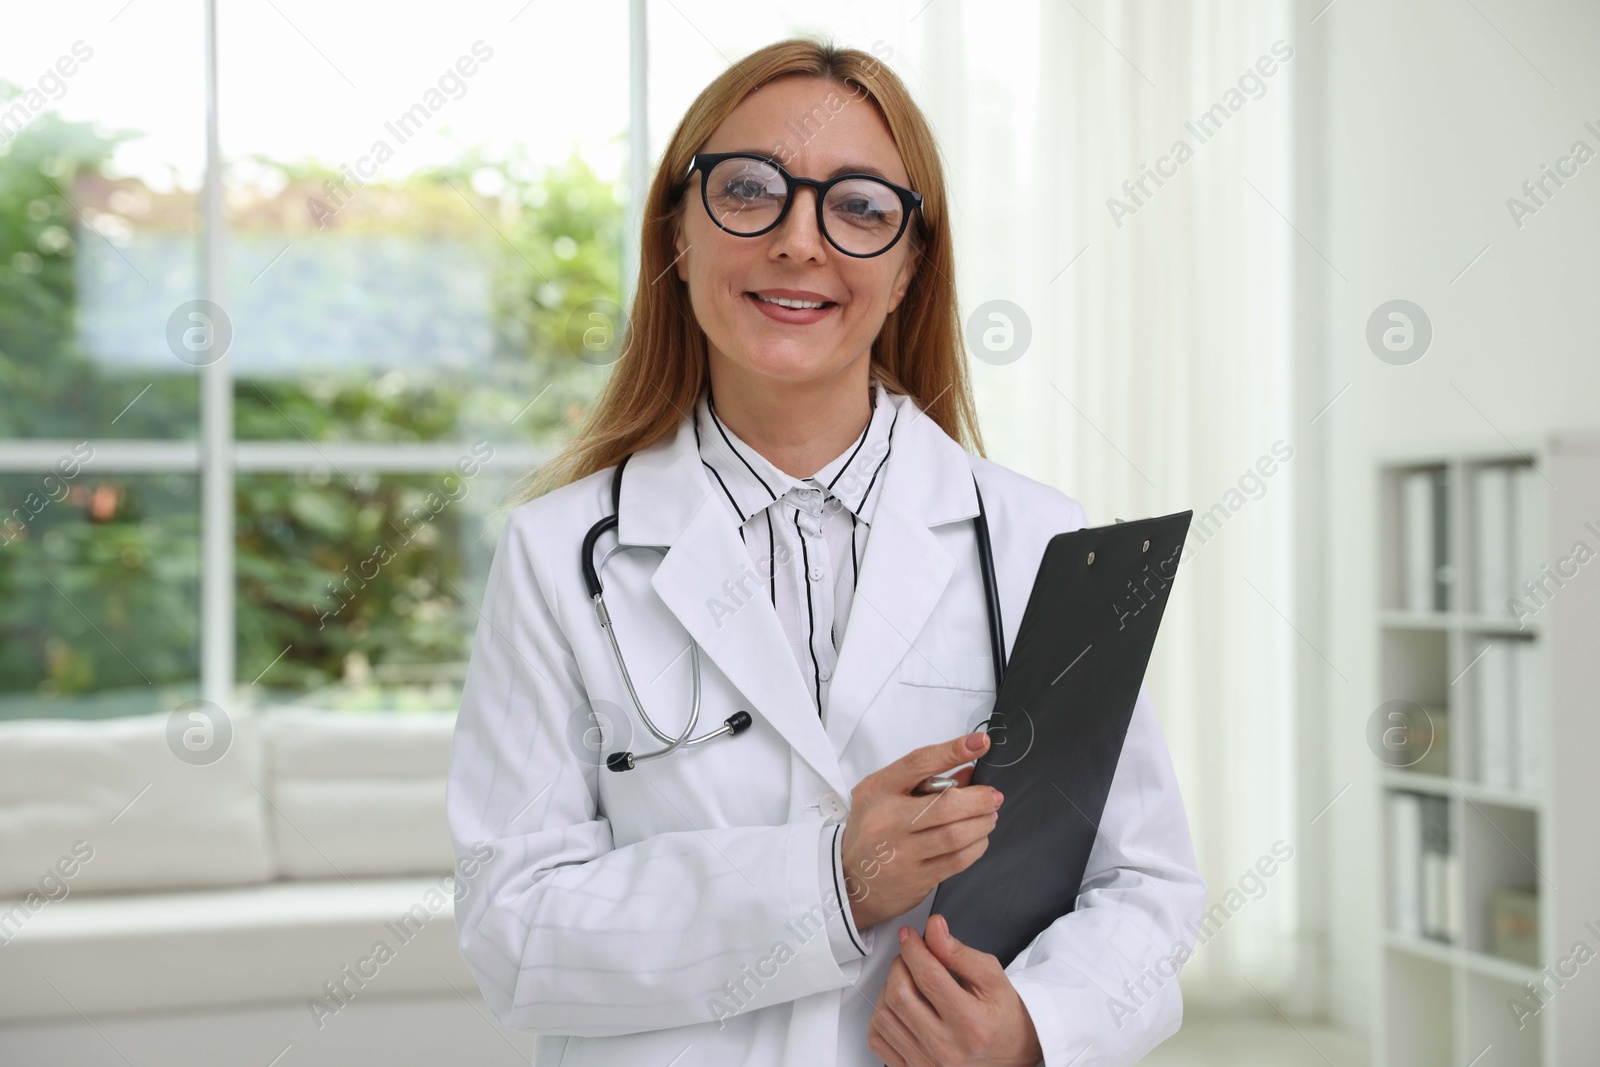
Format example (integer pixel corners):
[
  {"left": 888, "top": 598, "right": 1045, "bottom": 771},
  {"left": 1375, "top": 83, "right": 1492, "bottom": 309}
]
[
  {"left": 819, "top": 792, "right": 847, "bottom": 821},
  {"left": 809, "top": 566, "right": 823, "bottom": 581}
]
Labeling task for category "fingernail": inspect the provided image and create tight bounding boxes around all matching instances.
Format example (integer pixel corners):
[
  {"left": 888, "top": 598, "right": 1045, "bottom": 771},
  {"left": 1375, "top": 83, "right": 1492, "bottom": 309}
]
[
  {"left": 993, "top": 790, "right": 1004, "bottom": 807},
  {"left": 899, "top": 927, "right": 909, "bottom": 943},
  {"left": 966, "top": 733, "right": 986, "bottom": 753}
]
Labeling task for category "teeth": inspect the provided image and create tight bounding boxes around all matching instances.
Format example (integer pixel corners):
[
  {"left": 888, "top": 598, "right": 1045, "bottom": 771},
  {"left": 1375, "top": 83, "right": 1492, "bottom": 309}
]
[{"left": 756, "top": 294, "right": 827, "bottom": 309}]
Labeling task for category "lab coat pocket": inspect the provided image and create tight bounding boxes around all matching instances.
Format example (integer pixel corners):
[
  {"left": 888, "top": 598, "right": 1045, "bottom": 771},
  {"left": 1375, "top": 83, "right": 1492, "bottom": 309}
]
[
  {"left": 898, "top": 651, "right": 995, "bottom": 693},
  {"left": 897, "top": 652, "right": 996, "bottom": 737}
]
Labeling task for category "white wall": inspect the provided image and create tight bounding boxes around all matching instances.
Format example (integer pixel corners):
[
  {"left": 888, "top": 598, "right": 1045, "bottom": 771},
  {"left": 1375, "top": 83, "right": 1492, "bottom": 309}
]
[{"left": 1316, "top": 0, "right": 1600, "bottom": 1027}]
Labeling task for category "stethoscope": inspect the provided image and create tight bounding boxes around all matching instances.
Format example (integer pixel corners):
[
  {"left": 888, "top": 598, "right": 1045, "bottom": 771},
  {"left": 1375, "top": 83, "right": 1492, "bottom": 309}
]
[{"left": 582, "top": 452, "right": 1008, "bottom": 772}]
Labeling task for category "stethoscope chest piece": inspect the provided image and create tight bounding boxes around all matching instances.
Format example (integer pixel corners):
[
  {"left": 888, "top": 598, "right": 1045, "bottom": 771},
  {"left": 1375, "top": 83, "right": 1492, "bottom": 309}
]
[{"left": 605, "top": 710, "right": 753, "bottom": 772}]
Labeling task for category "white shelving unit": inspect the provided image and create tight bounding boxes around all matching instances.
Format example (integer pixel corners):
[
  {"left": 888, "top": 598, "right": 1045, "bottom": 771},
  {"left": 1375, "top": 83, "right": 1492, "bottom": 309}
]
[{"left": 1373, "top": 436, "right": 1600, "bottom": 1067}]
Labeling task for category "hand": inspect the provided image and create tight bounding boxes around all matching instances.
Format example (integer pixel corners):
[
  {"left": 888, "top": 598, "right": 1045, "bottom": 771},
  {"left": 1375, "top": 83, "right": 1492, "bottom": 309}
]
[
  {"left": 841, "top": 732, "right": 1004, "bottom": 930},
  {"left": 867, "top": 914, "right": 1044, "bottom": 1067}
]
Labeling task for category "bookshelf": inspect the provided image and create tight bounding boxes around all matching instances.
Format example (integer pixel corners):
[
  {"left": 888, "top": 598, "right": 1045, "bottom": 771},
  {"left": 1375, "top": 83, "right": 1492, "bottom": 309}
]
[{"left": 1374, "top": 436, "right": 1600, "bottom": 1067}]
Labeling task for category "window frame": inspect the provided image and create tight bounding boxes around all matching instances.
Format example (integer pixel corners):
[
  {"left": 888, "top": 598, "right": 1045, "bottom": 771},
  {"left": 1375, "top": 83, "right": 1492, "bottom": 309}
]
[{"left": 0, "top": 0, "right": 647, "bottom": 713}]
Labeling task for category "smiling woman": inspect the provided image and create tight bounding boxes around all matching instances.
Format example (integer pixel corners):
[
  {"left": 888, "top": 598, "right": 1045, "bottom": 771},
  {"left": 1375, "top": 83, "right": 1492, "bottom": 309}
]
[
  {"left": 451, "top": 35, "right": 1205, "bottom": 1067},
  {"left": 516, "top": 38, "right": 977, "bottom": 502}
]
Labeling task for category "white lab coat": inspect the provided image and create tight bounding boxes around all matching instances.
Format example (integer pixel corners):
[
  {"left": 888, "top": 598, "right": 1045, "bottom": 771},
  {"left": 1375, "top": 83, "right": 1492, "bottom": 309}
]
[{"left": 447, "top": 389, "right": 1207, "bottom": 1067}]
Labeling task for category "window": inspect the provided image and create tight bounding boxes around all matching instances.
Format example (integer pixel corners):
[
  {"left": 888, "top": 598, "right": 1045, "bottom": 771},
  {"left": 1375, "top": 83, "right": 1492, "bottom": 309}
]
[{"left": 1, "top": 2, "right": 629, "bottom": 720}]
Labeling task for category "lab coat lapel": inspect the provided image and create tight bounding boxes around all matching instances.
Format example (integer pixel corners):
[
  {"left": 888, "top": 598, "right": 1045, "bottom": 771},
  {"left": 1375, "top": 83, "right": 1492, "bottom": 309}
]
[
  {"left": 824, "top": 398, "right": 981, "bottom": 758},
  {"left": 619, "top": 416, "right": 848, "bottom": 798}
]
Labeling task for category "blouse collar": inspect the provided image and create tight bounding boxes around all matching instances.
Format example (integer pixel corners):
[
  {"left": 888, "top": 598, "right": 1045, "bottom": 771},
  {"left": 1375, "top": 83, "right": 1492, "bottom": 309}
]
[{"left": 693, "top": 376, "right": 899, "bottom": 530}]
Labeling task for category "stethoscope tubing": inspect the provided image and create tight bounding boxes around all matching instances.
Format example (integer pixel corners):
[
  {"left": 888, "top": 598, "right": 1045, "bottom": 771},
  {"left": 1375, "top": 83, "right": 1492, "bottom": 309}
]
[
  {"left": 584, "top": 451, "right": 1003, "bottom": 772},
  {"left": 592, "top": 539, "right": 703, "bottom": 748}
]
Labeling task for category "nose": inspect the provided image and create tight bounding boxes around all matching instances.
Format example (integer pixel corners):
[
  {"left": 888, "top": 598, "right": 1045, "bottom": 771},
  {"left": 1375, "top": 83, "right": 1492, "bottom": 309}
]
[{"left": 769, "top": 185, "right": 829, "bottom": 260}]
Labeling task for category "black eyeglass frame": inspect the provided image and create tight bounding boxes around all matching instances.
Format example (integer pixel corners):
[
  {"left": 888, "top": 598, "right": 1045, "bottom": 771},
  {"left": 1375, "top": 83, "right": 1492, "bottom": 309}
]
[{"left": 686, "top": 151, "right": 924, "bottom": 259}]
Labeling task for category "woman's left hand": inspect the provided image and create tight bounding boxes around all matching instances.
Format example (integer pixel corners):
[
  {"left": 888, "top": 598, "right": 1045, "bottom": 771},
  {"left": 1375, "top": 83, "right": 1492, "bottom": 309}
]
[{"left": 867, "top": 913, "right": 1045, "bottom": 1067}]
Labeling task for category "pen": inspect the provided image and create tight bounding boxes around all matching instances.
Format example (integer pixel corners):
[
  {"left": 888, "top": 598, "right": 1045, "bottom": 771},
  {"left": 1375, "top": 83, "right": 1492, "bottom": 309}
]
[{"left": 911, "top": 774, "right": 960, "bottom": 796}]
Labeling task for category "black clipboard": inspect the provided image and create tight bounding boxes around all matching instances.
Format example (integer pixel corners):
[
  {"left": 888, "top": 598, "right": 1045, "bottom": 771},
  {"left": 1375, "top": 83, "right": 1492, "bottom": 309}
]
[{"left": 928, "top": 510, "right": 1193, "bottom": 966}]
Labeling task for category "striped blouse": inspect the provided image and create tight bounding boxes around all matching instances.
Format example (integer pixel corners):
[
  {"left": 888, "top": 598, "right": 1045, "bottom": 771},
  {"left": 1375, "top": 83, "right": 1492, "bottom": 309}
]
[
  {"left": 691, "top": 376, "right": 900, "bottom": 963},
  {"left": 692, "top": 377, "right": 899, "bottom": 721}
]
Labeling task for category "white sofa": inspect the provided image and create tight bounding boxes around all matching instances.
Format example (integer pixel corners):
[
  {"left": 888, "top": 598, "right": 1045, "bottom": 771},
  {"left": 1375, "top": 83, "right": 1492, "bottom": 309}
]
[{"left": 0, "top": 708, "right": 529, "bottom": 1066}]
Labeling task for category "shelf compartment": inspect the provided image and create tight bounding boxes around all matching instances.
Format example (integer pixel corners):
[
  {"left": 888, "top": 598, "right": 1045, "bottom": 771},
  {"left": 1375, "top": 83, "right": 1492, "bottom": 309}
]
[
  {"left": 1462, "top": 971, "right": 1544, "bottom": 1067},
  {"left": 1380, "top": 628, "right": 1448, "bottom": 707},
  {"left": 1460, "top": 800, "right": 1541, "bottom": 965},
  {"left": 1382, "top": 949, "right": 1453, "bottom": 1067}
]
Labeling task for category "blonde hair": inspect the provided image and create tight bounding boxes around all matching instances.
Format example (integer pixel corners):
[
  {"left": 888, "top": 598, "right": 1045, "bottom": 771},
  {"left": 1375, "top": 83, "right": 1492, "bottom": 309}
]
[{"left": 514, "top": 36, "right": 983, "bottom": 504}]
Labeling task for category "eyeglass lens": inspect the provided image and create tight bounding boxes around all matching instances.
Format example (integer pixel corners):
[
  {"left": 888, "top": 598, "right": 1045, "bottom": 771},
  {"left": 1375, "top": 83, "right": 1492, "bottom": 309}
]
[{"left": 705, "top": 156, "right": 906, "bottom": 256}]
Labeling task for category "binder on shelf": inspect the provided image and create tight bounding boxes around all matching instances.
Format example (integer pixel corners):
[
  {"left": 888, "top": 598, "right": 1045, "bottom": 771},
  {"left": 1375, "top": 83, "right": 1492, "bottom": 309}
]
[
  {"left": 1431, "top": 471, "right": 1452, "bottom": 611},
  {"left": 1445, "top": 848, "right": 1462, "bottom": 945},
  {"left": 1388, "top": 792, "right": 1422, "bottom": 938},
  {"left": 1387, "top": 791, "right": 1458, "bottom": 944},
  {"left": 1475, "top": 637, "right": 1517, "bottom": 790},
  {"left": 1403, "top": 471, "right": 1435, "bottom": 612},
  {"left": 1419, "top": 795, "right": 1454, "bottom": 943},
  {"left": 1511, "top": 464, "right": 1546, "bottom": 613},
  {"left": 1471, "top": 465, "right": 1512, "bottom": 616},
  {"left": 1513, "top": 640, "right": 1545, "bottom": 792}
]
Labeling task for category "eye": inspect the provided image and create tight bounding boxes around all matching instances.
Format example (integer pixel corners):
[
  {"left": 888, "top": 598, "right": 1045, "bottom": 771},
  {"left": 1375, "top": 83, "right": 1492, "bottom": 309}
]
[
  {"left": 825, "top": 179, "right": 901, "bottom": 232},
  {"left": 834, "top": 197, "right": 886, "bottom": 220},
  {"left": 722, "top": 177, "right": 774, "bottom": 202}
]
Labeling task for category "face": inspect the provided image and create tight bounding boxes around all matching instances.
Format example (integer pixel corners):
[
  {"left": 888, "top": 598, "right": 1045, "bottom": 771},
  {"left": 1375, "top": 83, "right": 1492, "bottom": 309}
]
[{"left": 674, "top": 74, "right": 921, "bottom": 389}]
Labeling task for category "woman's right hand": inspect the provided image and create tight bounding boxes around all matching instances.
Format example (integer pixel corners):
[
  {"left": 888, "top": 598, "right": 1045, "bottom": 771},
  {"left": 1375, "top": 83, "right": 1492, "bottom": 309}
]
[{"left": 839, "top": 731, "right": 1004, "bottom": 931}]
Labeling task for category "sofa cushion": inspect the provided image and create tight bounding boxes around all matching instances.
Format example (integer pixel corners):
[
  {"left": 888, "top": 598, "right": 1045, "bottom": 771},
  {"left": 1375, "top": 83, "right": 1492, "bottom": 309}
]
[
  {"left": 0, "top": 710, "right": 275, "bottom": 898},
  {"left": 261, "top": 709, "right": 455, "bottom": 880},
  {"left": 0, "top": 877, "right": 470, "bottom": 1021}
]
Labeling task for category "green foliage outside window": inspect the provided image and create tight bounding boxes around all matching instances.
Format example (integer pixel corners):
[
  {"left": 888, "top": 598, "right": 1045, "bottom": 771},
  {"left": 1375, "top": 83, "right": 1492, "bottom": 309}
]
[{"left": 0, "top": 83, "right": 622, "bottom": 719}]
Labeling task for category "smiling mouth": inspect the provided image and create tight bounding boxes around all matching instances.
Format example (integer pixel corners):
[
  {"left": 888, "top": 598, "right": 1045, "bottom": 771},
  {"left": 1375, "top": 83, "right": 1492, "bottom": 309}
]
[{"left": 746, "top": 292, "right": 838, "bottom": 310}]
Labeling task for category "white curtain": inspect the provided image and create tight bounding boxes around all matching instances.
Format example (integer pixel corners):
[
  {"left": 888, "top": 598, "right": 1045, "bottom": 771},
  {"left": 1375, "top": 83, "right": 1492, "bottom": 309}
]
[
  {"left": 906, "top": 0, "right": 1304, "bottom": 1010},
  {"left": 646, "top": 0, "right": 1310, "bottom": 1012}
]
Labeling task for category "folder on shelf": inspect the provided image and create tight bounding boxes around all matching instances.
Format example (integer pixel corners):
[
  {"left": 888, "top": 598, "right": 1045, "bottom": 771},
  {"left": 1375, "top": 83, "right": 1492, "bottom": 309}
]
[
  {"left": 928, "top": 510, "right": 1193, "bottom": 966},
  {"left": 1419, "top": 794, "right": 1454, "bottom": 942},
  {"left": 1472, "top": 465, "right": 1512, "bottom": 615},
  {"left": 1386, "top": 790, "right": 1458, "bottom": 943},
  {"left": 1431, "top": 472, "right": 1452, "bottom": 610},
  {"left": 1388, "top": 792, "right": 1422, "bottom": 938},
  {"left": 1475, "top": 637, "right": 1518, "bottom": 789},
  {"left": 1403, "top": 472, "right": 1435, "bottom": 612},
  {"left": 1511, "top": 464, "right": 1546, "bottom": 607},
  {"left": 1401, "top": 469, "right": 1451, "bottom": 612},
  {"left": 1514, "top": 639, "right": 1545, "bottom": 791}
]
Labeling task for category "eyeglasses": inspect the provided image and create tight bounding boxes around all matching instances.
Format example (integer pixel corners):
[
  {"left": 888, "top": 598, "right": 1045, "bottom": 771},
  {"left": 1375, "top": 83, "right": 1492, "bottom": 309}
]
[{"left": 686, "top": 151, "right": 924, "bottom": 259}]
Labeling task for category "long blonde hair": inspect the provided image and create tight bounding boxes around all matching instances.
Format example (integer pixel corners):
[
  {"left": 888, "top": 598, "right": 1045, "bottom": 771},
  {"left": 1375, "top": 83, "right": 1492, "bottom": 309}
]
[{"left": 514, "top": 36, "right": 983, "bottom": 504}]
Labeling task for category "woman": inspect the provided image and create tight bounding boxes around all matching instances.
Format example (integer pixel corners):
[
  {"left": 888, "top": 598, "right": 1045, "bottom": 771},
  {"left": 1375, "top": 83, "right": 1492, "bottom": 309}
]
[{"left": 447, "top": 37, "right": 1205, "bottom": 1067}]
